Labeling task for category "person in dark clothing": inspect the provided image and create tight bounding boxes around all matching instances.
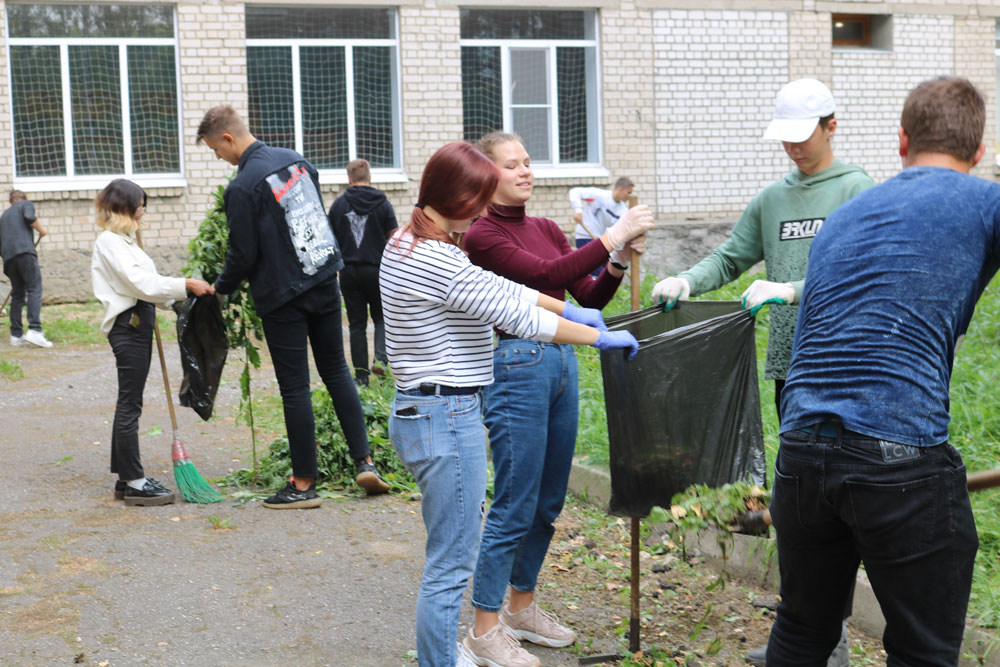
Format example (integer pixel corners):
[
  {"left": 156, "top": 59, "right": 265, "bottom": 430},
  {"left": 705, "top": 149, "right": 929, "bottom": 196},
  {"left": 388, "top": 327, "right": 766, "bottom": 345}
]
[
  {"left": 0, "top": 190, "right": 52, "bottom": 348},
  {"left": 196, "top": 105, "right": 390, "bottom": 504},
  {"left": 328, "top": 159, "right": 397, "bottom": 386}
]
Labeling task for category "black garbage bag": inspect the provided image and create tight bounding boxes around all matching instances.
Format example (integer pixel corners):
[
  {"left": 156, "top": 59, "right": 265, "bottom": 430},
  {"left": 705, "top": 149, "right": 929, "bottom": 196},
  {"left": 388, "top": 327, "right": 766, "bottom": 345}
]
[
  {"left": 599, "top": 301, "right": 766, "bottom": 517},
  {"left": 173, "top": 294, "right": 228, "bottom": 421}
]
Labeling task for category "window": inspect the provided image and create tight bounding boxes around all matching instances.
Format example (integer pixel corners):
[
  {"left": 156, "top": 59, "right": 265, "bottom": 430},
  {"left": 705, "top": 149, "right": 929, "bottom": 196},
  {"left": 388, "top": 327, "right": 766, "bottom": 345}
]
[
  {"left": 460, "top": 9, "right": 600, "bottom": 167},
  {"left": 245, "top": 7, "right": 401, "bottom": 174},
  {"left": 832, "top": 13, "right": 892, "bottom": 50},
  {"left": 7, "top": 4, "right": 182, "bottom": 187}
]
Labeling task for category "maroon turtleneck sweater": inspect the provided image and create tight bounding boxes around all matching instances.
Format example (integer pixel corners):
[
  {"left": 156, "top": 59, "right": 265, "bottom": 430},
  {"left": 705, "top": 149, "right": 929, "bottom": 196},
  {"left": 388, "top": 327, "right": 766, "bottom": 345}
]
[{"left": 464, "top": 203, "right": 621, "bottom": 308}]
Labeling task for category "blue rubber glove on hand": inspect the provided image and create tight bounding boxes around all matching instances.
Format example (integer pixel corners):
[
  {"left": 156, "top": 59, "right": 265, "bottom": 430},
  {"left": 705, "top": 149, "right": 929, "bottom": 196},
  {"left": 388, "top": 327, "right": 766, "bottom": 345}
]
[
  {"left": 591, "top": 330, "right": 639, "bottom": 360},
  {"left": 563, "top": 302, "right": 608, "bottom": 331}
]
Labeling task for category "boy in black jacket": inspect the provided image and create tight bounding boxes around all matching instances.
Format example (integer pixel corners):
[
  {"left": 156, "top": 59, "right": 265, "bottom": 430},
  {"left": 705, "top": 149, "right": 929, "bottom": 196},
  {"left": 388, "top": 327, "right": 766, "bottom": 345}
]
[
  {"left": 328, "top": 160, "right": 397, "bottom": 386},
  {"left": 197, "top": 105, "right": 389, "bottom": 504}
]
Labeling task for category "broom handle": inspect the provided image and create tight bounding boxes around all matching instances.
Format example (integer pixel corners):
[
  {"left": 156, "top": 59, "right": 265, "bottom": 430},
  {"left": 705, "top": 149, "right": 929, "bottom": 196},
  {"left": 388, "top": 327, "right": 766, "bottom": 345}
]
[{"left": 134, "top": 230, "right": 180, "bottom": 433}]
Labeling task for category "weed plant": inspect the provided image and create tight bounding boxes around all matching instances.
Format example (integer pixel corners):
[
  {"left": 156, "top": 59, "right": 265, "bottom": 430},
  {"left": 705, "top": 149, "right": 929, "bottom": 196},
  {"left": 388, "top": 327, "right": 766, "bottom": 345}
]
[{"left": 0, "top": 358, "right": 23, "bottom": 380}]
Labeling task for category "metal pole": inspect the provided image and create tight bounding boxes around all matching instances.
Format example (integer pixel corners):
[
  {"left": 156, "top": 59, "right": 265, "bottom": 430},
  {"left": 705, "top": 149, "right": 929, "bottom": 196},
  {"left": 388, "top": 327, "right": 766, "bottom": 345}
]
[{"left": 628, "top": 192, "right": 642, "bottom": 654}]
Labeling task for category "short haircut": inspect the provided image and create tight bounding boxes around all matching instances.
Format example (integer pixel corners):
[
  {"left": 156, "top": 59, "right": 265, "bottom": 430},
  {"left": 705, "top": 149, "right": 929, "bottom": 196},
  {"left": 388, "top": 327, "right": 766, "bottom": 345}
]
[
  {"left": 475, "top": 131, "right": 523, "bottom": 161},
  {"left": 901, "top": 76, "right": 984, "bottom": 163},
  {"left": 613, "top": 177, "right": 634, "bottom": 191},
  {"left": 818, "top": 113, "right": 835, "bottom": 130},
  {"left": 95, "top": 178, "right": 147, "bottom": 235},
  {"left": 347, "top": 159, "right": 371, "bottom": 184},
  {"left": 9, "top": 190, "right": 26, "bottom": 203},
  {"left": 196, "top": 105, "right": 249, "bottom": 145}
]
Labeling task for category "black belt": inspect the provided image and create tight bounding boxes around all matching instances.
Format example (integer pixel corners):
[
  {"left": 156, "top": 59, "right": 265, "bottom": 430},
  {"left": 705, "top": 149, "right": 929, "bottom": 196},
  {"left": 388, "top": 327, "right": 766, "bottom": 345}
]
[
  {"left": 418, "top": 383, "right": 480, "bottom": 396},
  {"left": 497, "top": 331, "right": 520, "bottom": 341}
]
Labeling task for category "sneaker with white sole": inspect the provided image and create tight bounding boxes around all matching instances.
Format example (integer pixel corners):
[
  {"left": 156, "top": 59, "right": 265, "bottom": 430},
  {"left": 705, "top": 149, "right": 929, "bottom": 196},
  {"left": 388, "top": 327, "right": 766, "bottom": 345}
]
[
  {"left": 456, "top": 640, "right": 477, "bottom": 667},
  {"left": 23, "top": 330, "right": 53, "bottom": 348},
  {"left": 500, "top": 602, "right": 576, "bottom": 648},
  {"left": 463, "top": 624, "right": 540, "bottom": 667},
  {"left": 10, "top": 335, "right": 24, "bottom": 346}
]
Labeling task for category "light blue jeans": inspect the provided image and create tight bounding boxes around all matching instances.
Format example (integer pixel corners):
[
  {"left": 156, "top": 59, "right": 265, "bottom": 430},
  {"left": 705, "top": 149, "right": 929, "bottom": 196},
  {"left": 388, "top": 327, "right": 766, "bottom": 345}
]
[
  {"left": 389, "top": 389, "right": 487, "bottom": 667},
  {"left": 471, "top": 340, "right": 578, "bottom": 612}
]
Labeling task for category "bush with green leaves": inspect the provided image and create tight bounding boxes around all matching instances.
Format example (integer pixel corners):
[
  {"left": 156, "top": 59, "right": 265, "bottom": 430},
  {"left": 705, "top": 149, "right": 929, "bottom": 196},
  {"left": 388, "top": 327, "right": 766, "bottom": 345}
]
[{"left": 222, "top": 379, "right": 413, "bottom": 491}]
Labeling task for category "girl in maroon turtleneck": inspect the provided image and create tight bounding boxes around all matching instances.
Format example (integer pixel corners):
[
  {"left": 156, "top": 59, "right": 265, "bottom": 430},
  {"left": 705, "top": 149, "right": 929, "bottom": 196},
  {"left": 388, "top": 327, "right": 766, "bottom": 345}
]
[{"left": 461, "top": 132, "right": 653, "bottom": 665}]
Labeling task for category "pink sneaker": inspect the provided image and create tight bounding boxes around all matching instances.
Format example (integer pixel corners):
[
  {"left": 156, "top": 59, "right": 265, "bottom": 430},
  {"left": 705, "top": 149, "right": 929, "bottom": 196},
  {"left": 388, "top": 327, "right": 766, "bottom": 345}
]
[
  {"left": 500, "top": 602, "right": 577, "bottom": 648},
  {"left": 463, "top": 623, "right": 541, "bottom": 667}
]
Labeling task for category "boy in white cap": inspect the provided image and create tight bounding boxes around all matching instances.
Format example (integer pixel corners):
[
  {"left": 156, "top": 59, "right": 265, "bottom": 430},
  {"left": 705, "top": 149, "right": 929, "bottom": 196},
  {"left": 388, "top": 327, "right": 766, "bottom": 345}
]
[{"left": 651, "top": 77, "right": 873, "bottom": 667}]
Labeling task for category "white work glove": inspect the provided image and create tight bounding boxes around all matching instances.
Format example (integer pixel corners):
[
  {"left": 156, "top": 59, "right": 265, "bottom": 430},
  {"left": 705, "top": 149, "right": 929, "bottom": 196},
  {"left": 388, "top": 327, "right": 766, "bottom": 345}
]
[
  {"left": 605, "top": 204, "right": 654, "bottom": 251},
  {"left": 651, "top": 276, "right": 690, "bottom": 311},
  {"left": 609, "top": 235, "right": 647, "bottom": 269},
  {"left": 741, "top": 280, "right": 795, "bottom": 315}
]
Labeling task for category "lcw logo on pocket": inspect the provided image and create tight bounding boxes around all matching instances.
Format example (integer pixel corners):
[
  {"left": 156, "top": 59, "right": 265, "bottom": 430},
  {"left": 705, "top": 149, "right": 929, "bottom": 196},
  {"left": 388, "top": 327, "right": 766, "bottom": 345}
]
[{"left": 879, "top": 440, "right": 920, "bottom": 463}]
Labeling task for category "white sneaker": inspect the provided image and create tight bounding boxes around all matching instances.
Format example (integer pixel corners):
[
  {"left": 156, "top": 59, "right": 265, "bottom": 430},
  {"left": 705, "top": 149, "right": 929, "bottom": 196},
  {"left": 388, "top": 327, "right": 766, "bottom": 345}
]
[
  {"left": 456, "top": 640, "right": 477, "bottom": 667},
  {"left": 23, "top": 330, "right": 53, "bottom": 348},
  {"left": 10, "top": 335, "right": 24, "bottom": 346},
  {"left": 500, "top": 602, "right": 577, "bottom": 648},
  {"left": 463, "top": 624, "right": 540, "bottom": 667}
]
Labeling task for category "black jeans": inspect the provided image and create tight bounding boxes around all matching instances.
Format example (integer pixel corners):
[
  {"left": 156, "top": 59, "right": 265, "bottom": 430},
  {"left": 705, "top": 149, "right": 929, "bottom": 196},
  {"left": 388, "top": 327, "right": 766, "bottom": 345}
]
[
  {"left": 766, "top": 427, "right": 978, "bottom": 666},
  {"left": 261, "top": 279, "right": 370, "bottom": 479},
  {"left": 338, "top": 263, "right": 386, "bottom": 380},
  {"left": 108, "top": 302, "right": 155, "bottom": 481},
  {"left": 4, "top": 253, "right": 42, "bottom": 337}
]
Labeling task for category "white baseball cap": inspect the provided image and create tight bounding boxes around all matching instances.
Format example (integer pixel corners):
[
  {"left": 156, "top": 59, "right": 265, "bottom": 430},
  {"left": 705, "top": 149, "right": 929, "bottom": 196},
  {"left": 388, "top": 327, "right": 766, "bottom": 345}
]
[{"left": 762, "top": 78, "right": 836, "bottom": 143}]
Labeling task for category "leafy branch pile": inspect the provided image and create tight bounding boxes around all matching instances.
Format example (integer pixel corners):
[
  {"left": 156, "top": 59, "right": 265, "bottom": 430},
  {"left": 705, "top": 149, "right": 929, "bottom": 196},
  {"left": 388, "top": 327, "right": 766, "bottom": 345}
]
[
  {"left": 656, "top": 482, "right": 770, "bottom": 561},
  {"left": 223, "top": 380, "right": 414, "bottom": 492}
]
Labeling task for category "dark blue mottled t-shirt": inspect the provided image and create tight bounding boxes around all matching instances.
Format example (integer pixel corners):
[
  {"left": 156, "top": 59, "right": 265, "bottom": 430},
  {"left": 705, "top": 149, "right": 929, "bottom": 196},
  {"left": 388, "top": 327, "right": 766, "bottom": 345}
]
[{"left": 781, "top": 166, "right": 1000, "bottom": 446}]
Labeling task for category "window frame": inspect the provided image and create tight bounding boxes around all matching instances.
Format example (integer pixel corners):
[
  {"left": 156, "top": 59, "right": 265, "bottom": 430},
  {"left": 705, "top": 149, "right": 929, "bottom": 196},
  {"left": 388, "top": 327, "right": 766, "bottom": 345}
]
[
  {"left": 460, "top": 13, "right": 605, "bottom": 176},
  {"left": 6, "top": 14, "right": 185, "bottom": 191},
  {"left": 245, "top": 10, "right": 404, "bottom": 184},
  {"left": 832, "top": 14, "right": 872, "bottom": 47}
]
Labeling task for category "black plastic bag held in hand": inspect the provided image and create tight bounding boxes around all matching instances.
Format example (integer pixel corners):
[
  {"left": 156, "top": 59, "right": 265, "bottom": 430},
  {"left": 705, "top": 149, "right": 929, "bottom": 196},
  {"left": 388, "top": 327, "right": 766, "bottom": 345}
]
[
  {"left": 599, "top": 302, "right": 766, "bottom": 517},
  {"left": 173, "top": 294, "right": 229, "bottom": 421}
]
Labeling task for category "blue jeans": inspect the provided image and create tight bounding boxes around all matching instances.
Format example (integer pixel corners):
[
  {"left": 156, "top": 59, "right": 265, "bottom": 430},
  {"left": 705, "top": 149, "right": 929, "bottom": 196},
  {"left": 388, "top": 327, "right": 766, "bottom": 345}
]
[
  {"left": 389, "top": 390, "right": 487, "bottom": 667},
  {"left": 766, "top": 427, "right": 978, "bottom": 667},
  {"left": 472, "top": 340, "right": 578, "bottom": 612}
]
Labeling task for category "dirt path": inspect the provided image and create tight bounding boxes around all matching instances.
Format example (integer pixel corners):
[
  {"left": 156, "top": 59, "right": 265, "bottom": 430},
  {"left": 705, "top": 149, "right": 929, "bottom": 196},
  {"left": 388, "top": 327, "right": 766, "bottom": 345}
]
[{"left": 0, "top": 313, "right": 888, "bottom": 666}]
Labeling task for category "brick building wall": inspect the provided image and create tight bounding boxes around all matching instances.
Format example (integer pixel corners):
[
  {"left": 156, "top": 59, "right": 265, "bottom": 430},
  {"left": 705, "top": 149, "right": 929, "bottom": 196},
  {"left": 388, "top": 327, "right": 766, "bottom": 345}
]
[{"left": 1, "top": 0, "right": 998, "bottom": 300}]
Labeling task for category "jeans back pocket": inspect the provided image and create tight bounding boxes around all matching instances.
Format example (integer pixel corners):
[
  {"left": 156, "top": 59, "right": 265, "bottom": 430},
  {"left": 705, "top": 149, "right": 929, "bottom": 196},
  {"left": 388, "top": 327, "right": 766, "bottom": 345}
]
[{"left": 389, "top": 408, "right": 434, "bottom": 470}]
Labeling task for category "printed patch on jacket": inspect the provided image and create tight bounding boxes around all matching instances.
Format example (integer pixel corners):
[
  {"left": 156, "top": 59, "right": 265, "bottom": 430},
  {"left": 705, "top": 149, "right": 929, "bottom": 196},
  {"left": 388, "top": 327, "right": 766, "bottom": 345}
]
[
  {"left": 347, "top": 210, "right": 368, "bottom": 249},
  {"left": 266, "top": 163, "right": 339, "bottom": 275},
  {"left": 779, "top": 217, "right": 824, "bottom": 241}
]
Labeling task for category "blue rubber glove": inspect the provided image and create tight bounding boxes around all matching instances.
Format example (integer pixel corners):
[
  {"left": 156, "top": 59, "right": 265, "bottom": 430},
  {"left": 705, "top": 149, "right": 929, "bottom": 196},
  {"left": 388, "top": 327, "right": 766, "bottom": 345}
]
[
  {"left": 563, "top": 302, "right": 608, "bottom": 331},
  {"left": 591, "top": 330, "right": 639, "bottom": 360}
]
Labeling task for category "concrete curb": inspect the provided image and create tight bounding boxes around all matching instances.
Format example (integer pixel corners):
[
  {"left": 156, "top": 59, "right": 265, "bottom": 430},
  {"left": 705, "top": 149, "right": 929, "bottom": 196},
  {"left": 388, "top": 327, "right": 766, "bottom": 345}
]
[{"left": 567, "top": 460, "right": 1000, "bottom": 666}]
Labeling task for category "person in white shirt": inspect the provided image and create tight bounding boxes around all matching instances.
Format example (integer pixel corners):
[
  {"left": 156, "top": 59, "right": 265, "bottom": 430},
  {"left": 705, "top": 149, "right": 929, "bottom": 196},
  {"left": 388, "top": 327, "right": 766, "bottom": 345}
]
[
  {"left": 569, "top": 178, "right": 634, "bottom": 277},
  {"left": 380, "top": 142, "right": 638, "bottom": 667},
  {"left": 90, "top": 179, "right": 214, "bottom": 506}
]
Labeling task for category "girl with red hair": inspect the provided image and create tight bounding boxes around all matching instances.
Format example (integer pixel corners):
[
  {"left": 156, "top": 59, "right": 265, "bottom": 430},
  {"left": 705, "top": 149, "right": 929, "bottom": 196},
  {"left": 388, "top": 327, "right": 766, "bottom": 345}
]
[{"left": 380, "top": 142, "right": 637, "bottom": 667}]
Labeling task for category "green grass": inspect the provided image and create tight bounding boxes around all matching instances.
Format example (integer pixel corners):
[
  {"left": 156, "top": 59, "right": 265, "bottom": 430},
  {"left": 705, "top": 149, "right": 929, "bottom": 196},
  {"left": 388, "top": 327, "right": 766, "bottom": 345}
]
[
  {"left": 576, "top": 269, "right": 1000, "bottom": 627},
  {"left": 0, "top": 358, "right": 23, "bottom": 381}
]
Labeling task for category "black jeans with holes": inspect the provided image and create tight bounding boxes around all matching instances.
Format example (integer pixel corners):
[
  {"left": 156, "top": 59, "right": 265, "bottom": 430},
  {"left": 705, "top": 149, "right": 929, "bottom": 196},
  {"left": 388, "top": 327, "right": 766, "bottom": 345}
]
[{"left": 766, "top": 426, "right": 978, "bottom": 667}]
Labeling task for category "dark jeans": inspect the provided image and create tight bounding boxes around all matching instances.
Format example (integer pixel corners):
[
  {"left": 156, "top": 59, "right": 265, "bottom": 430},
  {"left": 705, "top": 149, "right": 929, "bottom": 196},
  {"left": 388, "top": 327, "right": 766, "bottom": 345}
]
[
  {"left": 4, "top": 252, "right": 42, "bottom": 337},
  {"left": 108, "top": 302, "right": 155, "bottom": 481},
  {"left": 339, "top": 263, "right": 386, "bottom": 380},
  {"left": 766, "top": 427, "right": 978, "bottom": 667},
  {"left": 574, "top": 237, "right": 603, "bottom": 278},
  {"left": 261, "top": 279, "right": 370, "bottom": 479}
]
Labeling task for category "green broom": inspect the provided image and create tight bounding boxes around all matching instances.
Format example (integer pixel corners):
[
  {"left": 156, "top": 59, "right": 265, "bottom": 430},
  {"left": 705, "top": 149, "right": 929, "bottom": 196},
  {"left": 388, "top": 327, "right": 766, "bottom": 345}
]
[{"left": 137, "top": 231, "right": 223, "bottom": 503}]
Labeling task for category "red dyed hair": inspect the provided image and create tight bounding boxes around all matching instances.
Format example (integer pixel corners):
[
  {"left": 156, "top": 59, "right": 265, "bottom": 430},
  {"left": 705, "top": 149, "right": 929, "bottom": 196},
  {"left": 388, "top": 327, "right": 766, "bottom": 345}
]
[{"left": 400, "top": 141, "right": 499, "bottom": 248}]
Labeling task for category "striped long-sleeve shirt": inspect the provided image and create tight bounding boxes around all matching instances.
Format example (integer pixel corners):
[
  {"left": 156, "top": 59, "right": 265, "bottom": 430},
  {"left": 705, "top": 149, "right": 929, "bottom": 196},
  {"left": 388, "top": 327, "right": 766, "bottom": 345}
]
[{"left": 379, "top": 231, "right": 559, "bottom": 390}]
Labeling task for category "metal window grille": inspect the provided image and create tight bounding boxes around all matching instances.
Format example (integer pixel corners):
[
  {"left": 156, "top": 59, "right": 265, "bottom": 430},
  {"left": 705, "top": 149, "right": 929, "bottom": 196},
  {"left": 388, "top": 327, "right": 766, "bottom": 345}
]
[
  {"left": 460, "top": 9, "right": 600, "bottom": 165},
  {"left": 7, "top": 4, "right": 181, "bottom": 182},
  {"left": 246, "top": 7, "right": 400, "bottom": 171}
]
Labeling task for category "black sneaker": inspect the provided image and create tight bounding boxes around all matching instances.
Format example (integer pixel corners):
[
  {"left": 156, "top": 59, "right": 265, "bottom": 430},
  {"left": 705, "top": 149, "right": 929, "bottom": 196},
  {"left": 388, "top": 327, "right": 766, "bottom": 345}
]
[
  {"left": 262, "top": 481, "right": 322, "bottom": 509},
  {"left": 114, "top": 480, "right": 126, "bottom": 500},
  {"left": 123, "top": 478, "right": 176, "bottom": 506},
  {"left": 356, "top": 461, "right": 390, "bottom": 495}
]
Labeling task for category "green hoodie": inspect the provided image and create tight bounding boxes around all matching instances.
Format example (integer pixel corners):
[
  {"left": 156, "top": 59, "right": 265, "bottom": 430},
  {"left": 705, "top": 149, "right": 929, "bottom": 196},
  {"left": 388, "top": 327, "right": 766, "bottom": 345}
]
[{"left": 680, "top": 159, "right": 874, "bottom": 379}]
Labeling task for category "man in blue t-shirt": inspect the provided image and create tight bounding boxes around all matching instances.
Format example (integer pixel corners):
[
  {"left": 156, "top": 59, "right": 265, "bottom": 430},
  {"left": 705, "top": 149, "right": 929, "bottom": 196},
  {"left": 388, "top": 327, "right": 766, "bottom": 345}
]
[{"left": 769, "top": 76, "right": 997, "bottom": 666}]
